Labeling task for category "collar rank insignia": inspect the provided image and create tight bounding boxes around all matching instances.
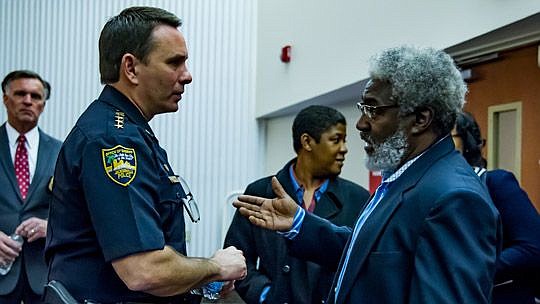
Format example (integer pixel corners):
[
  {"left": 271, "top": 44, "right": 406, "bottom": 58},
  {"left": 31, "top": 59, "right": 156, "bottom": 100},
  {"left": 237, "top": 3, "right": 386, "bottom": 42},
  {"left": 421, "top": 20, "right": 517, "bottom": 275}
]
[
  {"left": 47, "top": 176, "right": 54, "bottom": 193},
  {"left": 114, "top": 111, "right": 125, "bottom": 129},
  {"left": 168, "top": 175, "right": 180, "bottom": 184},
  {"left": 102, "top": 145, "right": 137, "bottom": 186}
]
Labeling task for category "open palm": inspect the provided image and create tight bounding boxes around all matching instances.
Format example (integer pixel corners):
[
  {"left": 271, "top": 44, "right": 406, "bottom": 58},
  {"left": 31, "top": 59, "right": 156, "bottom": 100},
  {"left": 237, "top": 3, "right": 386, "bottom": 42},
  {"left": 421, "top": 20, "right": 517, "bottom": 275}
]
[{"left": 233, "top": 177, "right": 299, "bottom": 231}]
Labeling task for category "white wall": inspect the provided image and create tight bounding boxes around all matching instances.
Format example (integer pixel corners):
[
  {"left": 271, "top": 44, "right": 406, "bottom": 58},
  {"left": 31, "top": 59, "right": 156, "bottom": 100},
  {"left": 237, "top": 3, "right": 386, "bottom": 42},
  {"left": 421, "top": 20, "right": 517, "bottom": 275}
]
[
  {"left": 0, "top": 0, "right": 259, "bottom": 257},
  {"left": 256, "top": 0, "right": 540, "bottom": 117}
]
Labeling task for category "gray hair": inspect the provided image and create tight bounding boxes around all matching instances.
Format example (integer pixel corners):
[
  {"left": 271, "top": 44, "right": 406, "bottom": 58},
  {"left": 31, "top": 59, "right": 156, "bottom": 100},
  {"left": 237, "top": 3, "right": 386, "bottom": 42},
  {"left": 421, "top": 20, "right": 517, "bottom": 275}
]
[{"left": 368, "top": 46, "right": 467, "bottom": 134}]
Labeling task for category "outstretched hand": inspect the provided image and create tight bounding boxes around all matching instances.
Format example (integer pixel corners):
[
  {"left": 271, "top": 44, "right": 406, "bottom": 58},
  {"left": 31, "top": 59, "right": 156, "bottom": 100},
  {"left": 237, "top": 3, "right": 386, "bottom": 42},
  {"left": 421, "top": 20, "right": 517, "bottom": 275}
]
[{"left": 232, "top": 177, "right": 298, "bottom": 231}]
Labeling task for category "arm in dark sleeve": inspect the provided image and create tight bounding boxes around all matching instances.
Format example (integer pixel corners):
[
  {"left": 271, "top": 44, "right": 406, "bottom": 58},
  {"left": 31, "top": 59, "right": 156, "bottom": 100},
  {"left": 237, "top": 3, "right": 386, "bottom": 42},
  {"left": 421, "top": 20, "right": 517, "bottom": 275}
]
[
  {"left": 288, "top": 212, "right": 351, "bottom": 271},
  {"left": 81, "top": 136, "right": 165, "bottom": 261},
  {"left": 487, "top": 170, "right": 540, "bottom": 281}
]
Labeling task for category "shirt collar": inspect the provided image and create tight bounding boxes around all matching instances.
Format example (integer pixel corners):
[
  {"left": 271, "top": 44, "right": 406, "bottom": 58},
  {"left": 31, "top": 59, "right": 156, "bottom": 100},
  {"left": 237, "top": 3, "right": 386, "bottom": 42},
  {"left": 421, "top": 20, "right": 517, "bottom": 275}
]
[
  {"left": 98, "top": 85, "right": 155, "bottom": 136},
  {"left": 5, "top": 122, "right": 39, "bottom": 149},
  {"left": 288, "top": 162, "right": 329, "bottom": 205}
]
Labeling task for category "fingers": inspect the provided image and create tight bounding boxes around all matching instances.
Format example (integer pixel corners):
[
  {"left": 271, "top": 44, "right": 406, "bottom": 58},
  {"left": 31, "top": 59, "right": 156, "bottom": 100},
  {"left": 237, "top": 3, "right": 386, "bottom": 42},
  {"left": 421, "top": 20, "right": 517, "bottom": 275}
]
[
  {"left": 26, "top": 228, "right": 45, "bottom": 242},
  {"left": 219, "top": 280, "right": 236, "bottom": 297},
  {"left": 15, "top": 218, "right": 47, "bottom": 242},
  {"left": 0, "top": 233, "right": 21, "bottom": 260},
  {"left": 211, "top": 246, "right": 247, "bottom": 282},
  {"left": 232, "top": 199, "right": 260, "bottom": 211},
  {"left": 233, "top": 200, "right": 269, "bottom": 224},
  {"left": 234, "top": 194, "right": 265, "bottom": 207},
  {"left": 270, "top": 176, "right": 289, "bottom": 199},
  {"left": 248, "top": 215, "right": 270, "bottom": 228}
]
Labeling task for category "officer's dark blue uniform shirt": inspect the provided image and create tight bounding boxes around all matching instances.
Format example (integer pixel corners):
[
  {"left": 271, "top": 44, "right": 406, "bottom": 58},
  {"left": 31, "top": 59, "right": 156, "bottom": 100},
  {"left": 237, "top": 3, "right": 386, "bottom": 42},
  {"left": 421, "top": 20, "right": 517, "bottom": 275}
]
[{"left": 45, "top": 85, "right": 189, "bottom": 302}]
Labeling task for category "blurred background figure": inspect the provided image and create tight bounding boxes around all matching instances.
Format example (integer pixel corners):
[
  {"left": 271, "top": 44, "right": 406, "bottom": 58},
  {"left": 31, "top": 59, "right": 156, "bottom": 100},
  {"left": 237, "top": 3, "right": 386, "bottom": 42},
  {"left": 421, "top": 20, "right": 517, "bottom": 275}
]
[
  {"left": 0, "top": 70, "right": 61, "bottom": 304},
  {"left": 453, "top": 111, "right": 540, "bottom": 304},
  {"left": 225, "top": 105, "right": 369, "bottom": 303}
]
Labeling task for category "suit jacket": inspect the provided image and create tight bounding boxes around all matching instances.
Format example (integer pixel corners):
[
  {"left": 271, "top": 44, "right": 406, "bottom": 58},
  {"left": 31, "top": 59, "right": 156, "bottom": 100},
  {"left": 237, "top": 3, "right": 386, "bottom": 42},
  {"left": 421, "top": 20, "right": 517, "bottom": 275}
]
[
  {"left": 289, "top": 136, "right": 502, "bottom": 304},
  {"left": 486, "top": 169, "right": 540, "bottom": 304},
  {"left": 224, "top": 159, "right": 370, "bottom": 304},
  {"left": 0, "top": 123, "right": 62, "bottom": 295}
]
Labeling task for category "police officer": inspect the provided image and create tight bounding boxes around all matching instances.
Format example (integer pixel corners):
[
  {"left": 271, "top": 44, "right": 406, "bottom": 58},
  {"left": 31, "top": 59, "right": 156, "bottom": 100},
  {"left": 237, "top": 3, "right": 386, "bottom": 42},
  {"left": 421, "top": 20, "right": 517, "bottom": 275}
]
[{"left": 44, "top": 6, "right": 246, "bottom": 303}]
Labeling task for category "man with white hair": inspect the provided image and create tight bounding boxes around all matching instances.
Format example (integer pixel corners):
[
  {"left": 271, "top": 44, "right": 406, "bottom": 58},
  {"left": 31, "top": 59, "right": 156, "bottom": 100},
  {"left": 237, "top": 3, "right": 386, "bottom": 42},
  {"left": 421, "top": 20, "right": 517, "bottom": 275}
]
[{"left": 233, "top": 46, "right": 501, "bottom": 304}]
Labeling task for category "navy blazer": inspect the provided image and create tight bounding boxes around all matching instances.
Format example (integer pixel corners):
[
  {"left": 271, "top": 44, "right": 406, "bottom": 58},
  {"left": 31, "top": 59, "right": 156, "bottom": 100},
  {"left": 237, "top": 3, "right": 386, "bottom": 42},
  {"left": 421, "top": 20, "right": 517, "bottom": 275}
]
[
  {"left": 486, "top": 169, "right": 540, "bottom": 303},
  {"left": 0, "top": 123, "right": 62, "bottom": 295},
  {"left": 225, "top": 159, "right": 369, "bottom": 304},
  {"left": 289, "top": 136, "right": 502, "bottom": 304}
]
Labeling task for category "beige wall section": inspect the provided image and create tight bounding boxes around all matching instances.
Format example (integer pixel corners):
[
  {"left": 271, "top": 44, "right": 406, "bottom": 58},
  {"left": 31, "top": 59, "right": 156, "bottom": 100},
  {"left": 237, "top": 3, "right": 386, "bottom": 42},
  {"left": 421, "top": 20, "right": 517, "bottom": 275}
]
[
  {"left": 464, "top": 44, "right": 540, "bottom": 211},
  {"left": 264, "top": 102, "right": 369, "bottom": 190},
  {"left": 256, "top": 0, "right": 540, "bottom": 117}
]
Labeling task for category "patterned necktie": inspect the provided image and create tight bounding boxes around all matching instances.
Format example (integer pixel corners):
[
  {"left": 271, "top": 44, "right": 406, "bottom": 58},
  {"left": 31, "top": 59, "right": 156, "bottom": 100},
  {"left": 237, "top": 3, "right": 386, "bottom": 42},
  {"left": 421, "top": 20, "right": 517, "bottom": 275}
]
[{"left": 14, "top": 134, "right": 30, "bottom": 200}]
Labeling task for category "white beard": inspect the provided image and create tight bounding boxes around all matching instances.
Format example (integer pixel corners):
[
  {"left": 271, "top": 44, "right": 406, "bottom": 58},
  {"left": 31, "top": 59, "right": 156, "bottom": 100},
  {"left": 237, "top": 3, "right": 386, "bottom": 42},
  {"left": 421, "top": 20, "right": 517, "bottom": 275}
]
[{"left": 364, "top": 128, "right": 409, "bottom": 172}]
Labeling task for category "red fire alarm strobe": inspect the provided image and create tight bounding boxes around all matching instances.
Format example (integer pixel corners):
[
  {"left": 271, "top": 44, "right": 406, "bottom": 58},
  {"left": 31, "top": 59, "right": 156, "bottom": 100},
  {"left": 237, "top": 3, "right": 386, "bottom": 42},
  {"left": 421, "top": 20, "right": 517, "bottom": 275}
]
[{"left": 281, "top": 45, "right": 291, "bottom": 63}]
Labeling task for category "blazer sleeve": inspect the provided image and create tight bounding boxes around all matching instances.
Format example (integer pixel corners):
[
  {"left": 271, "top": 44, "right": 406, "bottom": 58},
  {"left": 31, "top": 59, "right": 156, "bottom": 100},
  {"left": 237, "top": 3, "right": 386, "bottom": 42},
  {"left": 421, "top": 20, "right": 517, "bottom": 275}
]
[
  {"left": 409, "top": 190, "right": 500, "bottom": 304},
  {"left": 288, "top": 212, "right": 351, "bottom": 271},
  {"left": 487, "top": 170, "right": 540, "bottom": 282},
  {"left": 223, "top": 183, "right": 271, "bottom": 303}
]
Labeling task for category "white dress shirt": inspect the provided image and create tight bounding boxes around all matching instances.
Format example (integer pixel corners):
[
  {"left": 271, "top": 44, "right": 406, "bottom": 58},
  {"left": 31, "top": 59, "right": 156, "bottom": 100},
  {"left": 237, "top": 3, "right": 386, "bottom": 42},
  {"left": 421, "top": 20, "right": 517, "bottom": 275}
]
[{"left": 5, "top": 122, "right": 40, "bottom": 182}]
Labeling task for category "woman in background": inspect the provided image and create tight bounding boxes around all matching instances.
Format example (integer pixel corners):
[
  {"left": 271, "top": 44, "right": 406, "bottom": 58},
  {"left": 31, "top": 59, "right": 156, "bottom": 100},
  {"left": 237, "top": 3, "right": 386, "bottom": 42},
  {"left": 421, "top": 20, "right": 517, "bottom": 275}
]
[{"left": 453, "top": 111, "right": 540, "bottom": 304}]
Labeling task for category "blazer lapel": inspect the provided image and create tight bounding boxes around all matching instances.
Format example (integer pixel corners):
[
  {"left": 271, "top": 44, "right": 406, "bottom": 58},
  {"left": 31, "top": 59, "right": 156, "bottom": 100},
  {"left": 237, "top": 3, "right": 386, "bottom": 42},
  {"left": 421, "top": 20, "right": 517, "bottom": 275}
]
[
  {"left": 335, "top": 187, "right": 405, "bottom": 302},
  {"left": 275, "top": 161, "right": 299, "bottom": 203},
  {"left": 334, "top": 136, "right": 456, "bottom": 303},
  {"left": 315, "top": 194, "right": 339, "bottom": 219},
  {"left": 25, "top": 129, "right": 53, "bottom": 202},
  {"left": 0, "top": 124, "right": 23, "bottom": 202}
]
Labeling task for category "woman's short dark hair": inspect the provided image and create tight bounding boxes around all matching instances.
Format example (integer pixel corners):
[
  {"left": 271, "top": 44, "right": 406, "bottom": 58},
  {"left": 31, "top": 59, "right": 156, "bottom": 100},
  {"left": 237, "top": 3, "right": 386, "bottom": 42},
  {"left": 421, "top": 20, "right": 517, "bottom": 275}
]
[
  {"left": 292, "top": 105, "right": 346, "bottom": 153},
  {"left": 455, "top": 111, "right": 486, "bottom": 167}
]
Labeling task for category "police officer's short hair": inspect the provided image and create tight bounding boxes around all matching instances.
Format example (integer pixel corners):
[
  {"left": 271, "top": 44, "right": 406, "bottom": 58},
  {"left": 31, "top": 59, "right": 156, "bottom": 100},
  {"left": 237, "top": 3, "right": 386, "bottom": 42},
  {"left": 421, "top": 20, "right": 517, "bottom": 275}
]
[
  {"left": 1, "top": 69, "right": 50, "bottom": 100},
  {"left": 292, "top": 105, "right": 346, "bottom": 153},
  {"left": 99, "top": 6, "right": 182, "bottom": 84}
]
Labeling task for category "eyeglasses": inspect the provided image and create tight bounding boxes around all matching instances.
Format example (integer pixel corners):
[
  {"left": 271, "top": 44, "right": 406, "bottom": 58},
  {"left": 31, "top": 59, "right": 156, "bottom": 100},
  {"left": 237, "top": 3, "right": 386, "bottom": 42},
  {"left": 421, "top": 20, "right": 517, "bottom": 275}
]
[
  {"left": 356, "top": 102, "right": 399, "bottom": 120},
  {"left": 178, "top": 176, "right": 200, "bottom": 223}
]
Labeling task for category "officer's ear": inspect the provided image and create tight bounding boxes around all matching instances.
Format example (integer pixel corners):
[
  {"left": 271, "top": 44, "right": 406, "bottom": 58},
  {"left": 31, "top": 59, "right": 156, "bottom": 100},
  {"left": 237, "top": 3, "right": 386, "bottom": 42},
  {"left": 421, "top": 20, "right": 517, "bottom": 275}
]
[{"left": 120, "top": 53, "right": 139, "bottom": 85}]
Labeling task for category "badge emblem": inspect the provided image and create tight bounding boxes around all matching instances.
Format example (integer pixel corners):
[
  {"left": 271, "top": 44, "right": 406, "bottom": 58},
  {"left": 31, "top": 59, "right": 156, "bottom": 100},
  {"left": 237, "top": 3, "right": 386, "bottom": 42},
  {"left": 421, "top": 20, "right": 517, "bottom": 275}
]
[{"left": 102, "top": 145, "right": 137, "bottom": 186}]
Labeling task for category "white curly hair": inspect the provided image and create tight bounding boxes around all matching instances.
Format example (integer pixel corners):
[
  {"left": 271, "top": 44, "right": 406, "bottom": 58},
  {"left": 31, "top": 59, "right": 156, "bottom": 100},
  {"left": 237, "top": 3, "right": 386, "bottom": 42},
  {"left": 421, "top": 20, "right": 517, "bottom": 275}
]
[{"left": 368, "top": 46, "right": 467, "bottom": 135}]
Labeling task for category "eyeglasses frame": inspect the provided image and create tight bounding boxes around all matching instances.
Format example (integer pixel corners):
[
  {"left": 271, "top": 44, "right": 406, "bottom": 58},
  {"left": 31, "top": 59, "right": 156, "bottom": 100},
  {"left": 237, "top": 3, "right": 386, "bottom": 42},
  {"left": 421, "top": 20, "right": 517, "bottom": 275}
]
[
  {"left": 178, "top": 176, "right": 200, "bottom": 223},
  {"left": 356, "top": 102, "right": 399, "bottom": 120}
]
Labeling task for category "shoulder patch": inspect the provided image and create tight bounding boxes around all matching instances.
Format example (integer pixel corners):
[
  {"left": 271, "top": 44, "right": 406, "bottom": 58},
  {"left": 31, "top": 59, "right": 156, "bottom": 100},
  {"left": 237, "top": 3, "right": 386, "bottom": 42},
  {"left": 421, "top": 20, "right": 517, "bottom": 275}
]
[{"left": 102, "top": 145, "right": 137, "bottom": 186}]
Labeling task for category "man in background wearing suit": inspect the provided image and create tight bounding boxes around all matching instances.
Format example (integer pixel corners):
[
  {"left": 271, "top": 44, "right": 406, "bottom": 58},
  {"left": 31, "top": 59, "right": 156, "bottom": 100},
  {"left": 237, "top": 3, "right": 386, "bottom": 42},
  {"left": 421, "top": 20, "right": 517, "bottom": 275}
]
[
  {"left": 225, "top": 105, "right": 369, "bottom": 303},
  {"left": 233, "top": 46, "right": 501, "bottom": 303},
  {"left": 0, "top": 70, "right": 62, "bottom": 303}
]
